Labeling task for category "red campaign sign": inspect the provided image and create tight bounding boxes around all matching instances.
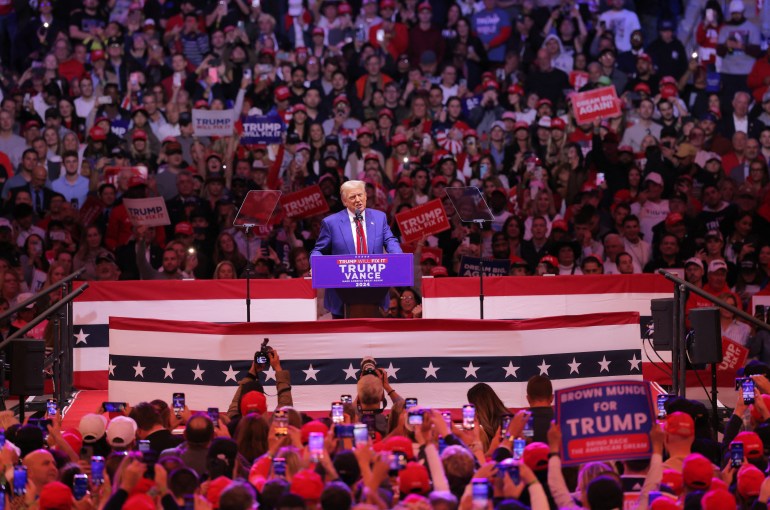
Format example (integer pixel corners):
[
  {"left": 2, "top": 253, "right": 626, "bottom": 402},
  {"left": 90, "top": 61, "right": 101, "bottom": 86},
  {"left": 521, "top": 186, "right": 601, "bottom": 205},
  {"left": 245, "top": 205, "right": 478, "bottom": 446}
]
[
  {"left": 566, "top": 433, "right": 651, "bottom": 461},
  {"left": 279, "top": 185, "right": 330, "bottom": 219},
  {"left": 253, "top": 225, "right": 272, "bottom": 238},
  {"left": 79, "top": 196, "right": 103, "bottom": 226},
  {"left": 569, "top": 71, "right": 589, "bottom": 90},
  {"left": 571, "top": 86, "right": 621, "bottom": 124},
  {"left": 685, "top": 338, "right": 749, "bottom": 387},
  {"left": 395, "top": 199, "right": 451, "bottom": 244},
  {"left": 716, "top": 338, "right": 749, "bottom": 386}
]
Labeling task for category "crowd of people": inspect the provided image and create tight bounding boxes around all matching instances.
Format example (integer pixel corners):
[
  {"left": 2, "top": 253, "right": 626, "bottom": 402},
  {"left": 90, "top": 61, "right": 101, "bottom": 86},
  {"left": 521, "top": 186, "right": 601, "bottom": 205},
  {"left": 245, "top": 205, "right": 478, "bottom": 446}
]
[
  {"left": 5, "top": 350, "right": 770, "bottom": 509},
  {"left": 2, "top": 0, "right": 770, "bottom": 507},
  {"left": 0, "top": 0, "right": 767, "bottom": 315}
]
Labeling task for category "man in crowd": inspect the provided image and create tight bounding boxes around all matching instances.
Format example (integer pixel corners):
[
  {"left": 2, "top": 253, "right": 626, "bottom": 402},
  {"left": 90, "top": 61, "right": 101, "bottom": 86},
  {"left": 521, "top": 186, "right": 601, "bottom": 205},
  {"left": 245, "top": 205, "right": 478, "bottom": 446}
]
[{"left": 310, "top": 180, "right": 401, "bottom": 318}]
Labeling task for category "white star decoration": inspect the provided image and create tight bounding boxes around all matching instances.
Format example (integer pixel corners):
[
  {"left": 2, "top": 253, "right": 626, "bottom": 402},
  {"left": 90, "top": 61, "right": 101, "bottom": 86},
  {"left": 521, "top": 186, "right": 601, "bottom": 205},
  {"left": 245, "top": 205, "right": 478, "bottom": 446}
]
[
  {"left": 74, "top": 329, "right": 89, "bottom": 345},
  {"left": 113, "top": 352, "right": 631, "bottom": 388},
  {"left": 303, "top": 364, "right": 320, "bottom": 381},
  {"left": 463, "top": 361, "right": 480, "bottom": 379},
  {"left": 383, "top": 362, "right": 400, "bottom": 380},
  {"left": 423, "top": 361, "right": 440, "bottom": 379},
  {"left": 162, "top": 362, "right": 175, "bottom": 380},
  {"left": 192, "top": 364, "right": 205, "bottom": 381},
  {"left": 502, "top": 361, "right": 519, "bottom": 378},
  {"left": 222, "top": 365, "right": 239, "bottom": 383},
  {"left": 343, "top": 363, "right": 360, "bottom": 380}
]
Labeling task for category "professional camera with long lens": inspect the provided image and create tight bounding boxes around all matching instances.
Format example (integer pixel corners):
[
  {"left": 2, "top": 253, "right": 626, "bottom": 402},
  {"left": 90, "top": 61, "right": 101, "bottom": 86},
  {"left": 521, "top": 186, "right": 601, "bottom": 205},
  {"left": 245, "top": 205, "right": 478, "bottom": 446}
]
[
  {"left": 360, "top": 356, "right": 378, "bottom": 378},
  {"left": 254, "top": 338, "right": 271, "bottom": 369}
]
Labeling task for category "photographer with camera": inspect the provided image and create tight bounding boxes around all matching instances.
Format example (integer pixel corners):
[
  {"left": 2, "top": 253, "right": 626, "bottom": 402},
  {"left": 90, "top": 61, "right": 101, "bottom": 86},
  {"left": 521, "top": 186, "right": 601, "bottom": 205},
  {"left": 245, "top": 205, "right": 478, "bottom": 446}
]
[
  {"left": 355, "top": 356, "right": 403, "bottom": 436},
  {"left": 227, "top": 339, "right": 293, "bottom": 418}
]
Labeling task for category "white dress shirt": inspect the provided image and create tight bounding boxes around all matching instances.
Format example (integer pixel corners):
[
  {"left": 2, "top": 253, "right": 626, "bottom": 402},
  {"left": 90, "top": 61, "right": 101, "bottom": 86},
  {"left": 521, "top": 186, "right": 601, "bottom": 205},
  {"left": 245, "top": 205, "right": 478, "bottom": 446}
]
[{"left": 347, "top": 209, "right": 368, "bottom": 253}]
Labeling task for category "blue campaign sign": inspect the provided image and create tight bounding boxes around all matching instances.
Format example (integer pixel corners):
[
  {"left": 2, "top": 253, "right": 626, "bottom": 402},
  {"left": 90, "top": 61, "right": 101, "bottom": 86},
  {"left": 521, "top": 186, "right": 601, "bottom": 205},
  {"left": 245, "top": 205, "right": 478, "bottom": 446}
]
[
  {"left": 242, "top": 114, "right": 285, "bottom": 144},
  {"left": 705, "top": 72, "right": 721, "bottom": 93},
  {"left": 310, "top": 254, "right": 413, "bottom": 289},
  {"left": 110, "top": 118, "right": 130, "bottom": 139},
  {"left": 459, "top": 257, "right": 510, "bottom": 277},
  {"left": 462, "top": 95, "right": 482, "bottom": 116},
  {"left": 555, "top": 380, "right": 654, "bottom": 466}
]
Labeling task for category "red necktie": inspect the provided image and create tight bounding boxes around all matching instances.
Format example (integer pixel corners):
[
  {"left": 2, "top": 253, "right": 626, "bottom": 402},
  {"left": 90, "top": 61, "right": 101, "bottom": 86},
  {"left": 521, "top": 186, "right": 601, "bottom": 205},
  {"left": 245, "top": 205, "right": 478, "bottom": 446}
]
[{"left": 355, "top": 216, "right": 368, "bottom": 254}]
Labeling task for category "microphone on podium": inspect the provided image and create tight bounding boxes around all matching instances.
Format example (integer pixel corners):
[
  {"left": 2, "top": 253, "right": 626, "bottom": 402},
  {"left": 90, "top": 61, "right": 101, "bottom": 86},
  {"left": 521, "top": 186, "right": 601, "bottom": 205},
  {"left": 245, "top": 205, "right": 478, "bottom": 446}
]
[{"left": 354, "top": 208, "right": 363, "bottom": 222}]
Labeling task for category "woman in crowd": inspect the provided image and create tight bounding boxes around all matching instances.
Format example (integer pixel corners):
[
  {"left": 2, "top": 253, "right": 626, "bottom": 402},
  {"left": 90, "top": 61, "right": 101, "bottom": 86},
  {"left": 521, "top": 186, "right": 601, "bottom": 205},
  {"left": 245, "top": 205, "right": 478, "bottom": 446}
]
[
  {"left": 21, "top": 234, "right": 49, "bottom": 292},
  {"left": 398, "top": 287, "right": 422, "bottom": 318},
  {"left": 58, "top": 97, "right": 86, "bottom": 142},
  {"left": 523, "top": 189, "right": 560, "bottom": 241},
  {"left": 466, "top": 382, "right": 510, "bottom": 451},
  {"left": 724, "top": 212, "right": 757, "bottom": 264},
  {"left": 73, "top": 225, "right": 113, "bottom": 281},
  {"left": 502, "top": 215, "right": 524, "bottom": 258},
  {"left": 213, "top": 260, "right": 237, "bottom": 279},
  {"left": 720, "top": 292, "right": 751, "bottom": 347},
  {"left": 214, "top": 232, "right": 248, "bottom": 277},
  {"left": 410, "top": 167, "right": 430, "bottom": 205}
]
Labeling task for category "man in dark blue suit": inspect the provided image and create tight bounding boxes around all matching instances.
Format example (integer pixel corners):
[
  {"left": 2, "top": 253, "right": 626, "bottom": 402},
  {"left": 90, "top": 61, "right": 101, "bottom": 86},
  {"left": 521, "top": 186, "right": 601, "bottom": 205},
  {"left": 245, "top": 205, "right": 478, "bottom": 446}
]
[{"left": 310, "top": 180, "right": 402, "bottom": 318}]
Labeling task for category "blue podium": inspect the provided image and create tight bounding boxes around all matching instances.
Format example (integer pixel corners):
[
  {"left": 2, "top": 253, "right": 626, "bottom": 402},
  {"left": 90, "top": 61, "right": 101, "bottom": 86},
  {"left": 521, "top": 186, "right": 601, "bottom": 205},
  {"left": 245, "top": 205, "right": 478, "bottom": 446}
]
[{"left": 311, "top": 254, "right": 414, "bottom": 318}]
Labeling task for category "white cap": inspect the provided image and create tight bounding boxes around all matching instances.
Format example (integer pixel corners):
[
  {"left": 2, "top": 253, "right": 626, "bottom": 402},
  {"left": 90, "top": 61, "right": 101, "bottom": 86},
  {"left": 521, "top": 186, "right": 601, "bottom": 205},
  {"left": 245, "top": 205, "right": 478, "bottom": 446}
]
[
  {"left": 79, "top": 413, "right": 108, "bottom": 443},
  {"left": 708, "top": 259, "right": 728, "bottom": 273},
  {"left": 644, "top": 172, "right": 664, "bottom": 186},
  {"left": 288, "top": 0, "right": 303, "bottom": 16},
  {"left": 729, "top": 0, "right": 745, "bottom": 13},
  {"left": 14, "top": 292, "right": 35, "bottom": 309},
  {"left": 106, "top": 416, "right": 137, "bottom": 447},
  {"left": 684, "top": 257, "right": 704, "bottom": 269}
]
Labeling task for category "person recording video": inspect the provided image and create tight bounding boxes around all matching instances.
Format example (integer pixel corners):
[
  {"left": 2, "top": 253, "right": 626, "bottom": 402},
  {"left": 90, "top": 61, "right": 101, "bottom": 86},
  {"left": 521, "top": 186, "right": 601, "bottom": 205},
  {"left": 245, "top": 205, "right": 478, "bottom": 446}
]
[
  {"left": 227, "top": 339, "right": 293, "bottom": 418},
  {"left": 354, "top": 356, "right": 403, "bottom": 436}
]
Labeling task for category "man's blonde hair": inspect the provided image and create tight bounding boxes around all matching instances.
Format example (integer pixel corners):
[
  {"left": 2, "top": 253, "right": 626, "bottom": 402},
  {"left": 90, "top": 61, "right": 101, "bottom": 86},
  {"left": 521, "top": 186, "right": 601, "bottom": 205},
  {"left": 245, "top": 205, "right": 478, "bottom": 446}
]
[{"left": 340, "top": 180, "right": 365, "bottom": 199}]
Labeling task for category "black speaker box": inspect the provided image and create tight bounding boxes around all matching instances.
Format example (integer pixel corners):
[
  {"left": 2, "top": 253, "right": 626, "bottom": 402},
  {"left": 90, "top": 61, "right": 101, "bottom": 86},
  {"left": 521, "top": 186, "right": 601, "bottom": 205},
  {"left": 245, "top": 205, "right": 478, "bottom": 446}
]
[
  {"left": 9, "top": 339, "right": 45, "bottom": 396},
  {"left": 651, "top": 298, "right": 675, "bottom": 351},
  {"left": 689, "top": 307, "right": 722, "bottom": 365}
]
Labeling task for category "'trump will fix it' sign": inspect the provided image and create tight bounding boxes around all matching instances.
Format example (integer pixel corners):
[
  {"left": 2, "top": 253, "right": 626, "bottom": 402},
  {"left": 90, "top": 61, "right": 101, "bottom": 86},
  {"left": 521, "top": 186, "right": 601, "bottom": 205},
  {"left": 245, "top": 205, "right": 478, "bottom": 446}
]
[
  {"left": 123, "top": 197, "right": 171, "bottom": 227},
  {"left": 395, "top": 199, "right": 451, "bottom": 244},
  {"left": 192, "top": 109, "right": 234, "bottom": 137},
  {"left": 279, "top": 185, "right": 330, "bottom": 219}
]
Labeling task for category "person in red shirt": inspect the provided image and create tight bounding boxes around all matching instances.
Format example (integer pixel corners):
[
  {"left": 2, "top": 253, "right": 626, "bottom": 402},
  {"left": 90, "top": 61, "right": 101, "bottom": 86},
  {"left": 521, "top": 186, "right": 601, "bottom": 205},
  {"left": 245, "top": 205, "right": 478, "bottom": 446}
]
[
  {"left": 685, "top": 258, "right": 737, "bottom": 326},
  {"left": 721, "top": 131, "right": 748, "bottom": 176},
  {"left": 368, "top": 0, "right": 408, "bottom": 61},
  {"left": 163, "top": 0, "right": 205, "bottom": 46},
  {"left": 355, "top": 54, "right": 393, "bottom": 102},
  {"left": 747, "top": 46, "right": 770, "bottom": 104},
  {"left": 54, "top": 39, "right": 85, "bottom": 83},
  {"left": 703, "top": 258, "right": 741, "bottom": 307},
  {"left": 407, "top": 2, "right": 444, "bottom": 66}
]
